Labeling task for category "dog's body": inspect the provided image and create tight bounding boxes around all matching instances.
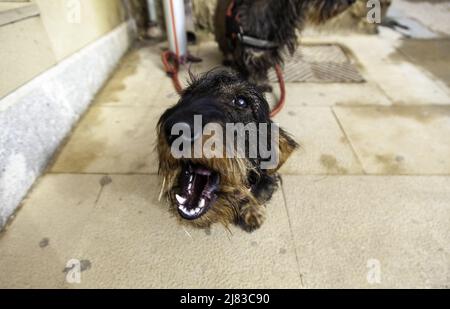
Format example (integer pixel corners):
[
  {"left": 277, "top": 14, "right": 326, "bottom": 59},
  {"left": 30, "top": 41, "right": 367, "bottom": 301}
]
[
  {"left": 157, "top": 70, "right": 298, "bottom": 231},
  {"left": 214, "top": 0, "right": 355, "bottom": 87}
]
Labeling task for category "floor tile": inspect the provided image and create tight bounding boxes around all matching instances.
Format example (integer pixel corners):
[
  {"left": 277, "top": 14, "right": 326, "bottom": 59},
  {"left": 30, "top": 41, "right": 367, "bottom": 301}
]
[
  {"left": 283, "top": 175, "right": 450, "bottom": 288},
  {"left": 274, "top": 107, "right": 363, "bottom": 175},
  {"left": 334, "top": 106, "right": 450, "bottom": 174},
  {"left": 94, "top": 47, "right": 167, "bottom": 107},
  {"left": 73, "top": 175, "right": 302, "bottom": 288},
  {"left": 0, "top": 175, "right": 101, "bottom": 288},
  {"left": 50, "top": 106, "right": 164, "bottom": 174}
]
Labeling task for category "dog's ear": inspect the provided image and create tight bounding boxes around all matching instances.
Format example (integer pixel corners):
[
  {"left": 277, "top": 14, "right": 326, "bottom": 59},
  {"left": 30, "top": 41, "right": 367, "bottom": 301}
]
[{"left": 267, "top": 127, "right": 298, "bottom": 174}]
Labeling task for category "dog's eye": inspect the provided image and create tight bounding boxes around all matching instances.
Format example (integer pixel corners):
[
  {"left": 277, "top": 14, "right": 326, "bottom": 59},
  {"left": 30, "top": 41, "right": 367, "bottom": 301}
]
[{"left": 233, "top": 97, "right": 248, "bottom": 108}]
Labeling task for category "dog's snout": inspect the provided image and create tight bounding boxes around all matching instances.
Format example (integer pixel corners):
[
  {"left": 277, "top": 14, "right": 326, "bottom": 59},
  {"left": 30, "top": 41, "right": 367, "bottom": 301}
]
[
  {"left": 165, "top": 121, "right": 200, "bottom": 145},
  {"left": 163, "top": 97, "right": 223, "bottom": 145}
]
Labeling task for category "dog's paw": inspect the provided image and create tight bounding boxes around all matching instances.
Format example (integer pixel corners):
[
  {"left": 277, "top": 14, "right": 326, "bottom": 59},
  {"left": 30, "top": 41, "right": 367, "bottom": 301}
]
[{"left": 239, "top": 205, "right": 266, "bottom": 232}]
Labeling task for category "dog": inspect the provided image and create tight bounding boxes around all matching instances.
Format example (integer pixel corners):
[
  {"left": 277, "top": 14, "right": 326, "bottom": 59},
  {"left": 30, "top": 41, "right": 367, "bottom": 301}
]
[
  {"left": 214, "top": 0, "right": 356, "bottom": 89},
  {"left": 157, "top": 69, "right": 298, "bottom": 231}
]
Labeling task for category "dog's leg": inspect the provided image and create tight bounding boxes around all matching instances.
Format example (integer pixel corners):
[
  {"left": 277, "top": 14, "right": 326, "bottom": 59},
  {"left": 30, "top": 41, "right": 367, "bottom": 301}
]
[
  {"left": 256, "top": 84, "right": 273, "bottom": 93},
  {"left": 222, "top": 53, "right": 234, "bottom": 67},
  {"left": 250, "top": 70, "right": 273, "bottom": 93},
  {"left": 239, "top": 203, "right": 266, "bottom": 232}
]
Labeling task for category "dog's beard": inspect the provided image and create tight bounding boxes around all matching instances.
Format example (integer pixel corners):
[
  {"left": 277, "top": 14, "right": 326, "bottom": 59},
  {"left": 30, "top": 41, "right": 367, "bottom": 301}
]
[{"left": 157, "top": 131, "right": 259, "bottom": 228}]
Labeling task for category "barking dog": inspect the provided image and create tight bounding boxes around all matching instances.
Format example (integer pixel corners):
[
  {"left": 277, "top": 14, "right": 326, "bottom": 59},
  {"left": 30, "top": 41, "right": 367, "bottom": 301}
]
[
  {"left": 157, "top": 70, "right": 298, "bottom": 231},
  {"left": 214, "top": 0, "right": 356, "bottom": 88}
]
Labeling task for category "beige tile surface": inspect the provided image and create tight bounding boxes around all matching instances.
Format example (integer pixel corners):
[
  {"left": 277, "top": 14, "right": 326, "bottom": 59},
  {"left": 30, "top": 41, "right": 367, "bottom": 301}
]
[
  {"left": 50, "top": 106, "right": 164, "bottom": 174},
  {"left": 94, "top": 47, "right": 168, "bottom": 107},
  {"left": 0, "top": 175, "right": 101, "bottom": 288},
  {"left": 76, "top": 175, "right": 302, "bottom": 288},
  {"left": 334, "top": 106, "right": 450, "bottom": 174},
  {"left": 0, "top": 175, "right": 302, "bottom": 288},
  {"left": 273, "top": 107, "right": 363, "bottom": 175},
  {"left": 283, "top": 175, "right": 450, "bottom": 288},
  {"left": 304, "top": 33, "right": 450, "bottom": 105},
  {"left": 396, "top": 39, "right": 450, "bottom": 88},
  {"left": 282, "top": 82, "right": 392, "bottom": 107}
]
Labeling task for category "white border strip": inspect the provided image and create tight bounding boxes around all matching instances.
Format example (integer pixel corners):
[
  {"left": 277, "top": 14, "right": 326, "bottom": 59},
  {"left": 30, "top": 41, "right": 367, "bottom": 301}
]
[{"left": 0, "top": 20, "right": 137, "bottom": 228}]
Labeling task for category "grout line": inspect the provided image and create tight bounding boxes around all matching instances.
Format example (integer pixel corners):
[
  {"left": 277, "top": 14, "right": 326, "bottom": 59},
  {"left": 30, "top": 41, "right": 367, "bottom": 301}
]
[
  {"left": 90, "top": 105, "right": 167, "bottom": 109},
  {"left": 279, "top": 173, "right": 450, "bottom": 177},
  {"left": 371, "top": 78, "right": 396, "bottom": 104},
  {"left": 46, "top": 171, "right": 450, "bottom": 177},
  {"left": 48, "top": 172, "right": 158, "bottom": 176},
  {"left": 279, "top": 178, "right": 305, "bottom": 288},
  {"left": 330, "top": 107, "right": 367, "bottom": 175}
]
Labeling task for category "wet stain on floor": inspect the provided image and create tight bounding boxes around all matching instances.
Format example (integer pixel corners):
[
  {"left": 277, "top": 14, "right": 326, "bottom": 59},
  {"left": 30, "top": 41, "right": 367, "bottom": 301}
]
[
  {"left": 391, "top": 39, "right": 450, "bottom": 88},
  {"left": 375, "top": 154, "right": 404, "bottom": 174},
  {"left": 39, "top": 238, "right": 49, "bottom": 248},
  {"left": 63, "top": 259, "right": 92, "bottom": 274},
  {"left": 347, "top": 106, "right": 450, "bottom": 124},
  {"left": 49, "top": 107, "right": 106, "bottom": 172},
  {"left": 95, "top": 49, "right": 141, "bottom": 104},
  {"left": 320, "top": 154, "right": 348, "bottom": 174},
  {"left": 99, "top": 175, "right": 113, "bottom": 187}
]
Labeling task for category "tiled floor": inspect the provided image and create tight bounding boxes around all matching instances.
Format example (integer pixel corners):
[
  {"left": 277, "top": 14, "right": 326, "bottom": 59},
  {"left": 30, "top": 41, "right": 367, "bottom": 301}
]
[{"left": 1, "top": 26, "right": 450, "bottom": 287}]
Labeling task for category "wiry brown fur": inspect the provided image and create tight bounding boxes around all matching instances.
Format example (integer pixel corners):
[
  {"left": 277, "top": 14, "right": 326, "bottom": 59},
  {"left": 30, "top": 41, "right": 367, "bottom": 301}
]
[
  {"left": 156, "top": 69, "right": 298, "bottom": 231},
  {"left": 214, "top": 0, "right": 355, "bottom": 87}
]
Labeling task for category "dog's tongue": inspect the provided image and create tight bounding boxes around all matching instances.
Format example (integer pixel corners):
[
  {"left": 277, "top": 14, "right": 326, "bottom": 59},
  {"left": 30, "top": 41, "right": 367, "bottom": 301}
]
[
  {"left": 195, "top": 166, "right": 212, "bottom": 176},
  {"left": 185, "top": 170, "right": 208, "bottom": 205}
]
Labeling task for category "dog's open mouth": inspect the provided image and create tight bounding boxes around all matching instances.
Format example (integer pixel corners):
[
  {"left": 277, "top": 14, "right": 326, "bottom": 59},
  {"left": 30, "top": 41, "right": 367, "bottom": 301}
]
[{"left": 175, "top": 162, "right": 220, "bottom": 220}]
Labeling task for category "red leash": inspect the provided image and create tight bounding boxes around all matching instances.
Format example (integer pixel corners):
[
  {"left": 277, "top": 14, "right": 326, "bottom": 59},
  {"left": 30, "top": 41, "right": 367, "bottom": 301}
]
[
  {"left": 162, "top": 0, "right": 286, "bottom": 116},
  {"left": 162, "top": 51, "right": 286, "bottom": 118},
  {"left": 162, "top": 51, "right": 183, "bottom": 94}
]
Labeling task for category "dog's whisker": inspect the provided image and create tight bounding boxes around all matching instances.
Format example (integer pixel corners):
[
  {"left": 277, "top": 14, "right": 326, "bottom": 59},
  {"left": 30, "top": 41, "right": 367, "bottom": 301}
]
[
  {"left": 224, "top": 225, "right": 233, "bottom": 240},
  {"left": 182, "top": 226, "right": 193, "bottom": 240},
  {"left": 158, "top": 177, "right": 166, "bottom": 202}
]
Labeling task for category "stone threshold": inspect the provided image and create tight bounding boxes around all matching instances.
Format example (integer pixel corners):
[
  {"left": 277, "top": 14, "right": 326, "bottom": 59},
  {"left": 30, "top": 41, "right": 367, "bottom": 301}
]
[
  {"left": 0, "top": 19, "right": 137, "bottom": 230},
  {"left": 0, "top": 2, "right": 40, "bottom": 27}
]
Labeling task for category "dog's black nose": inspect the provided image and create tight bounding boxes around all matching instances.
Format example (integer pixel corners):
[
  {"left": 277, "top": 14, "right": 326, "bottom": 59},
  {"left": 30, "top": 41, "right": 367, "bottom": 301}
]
[
  {"left": 165, "top": 120, "right": 201, "bottom": 145},
  {"left": 163, "top": 97, "right": 224, "bottom": 145}
]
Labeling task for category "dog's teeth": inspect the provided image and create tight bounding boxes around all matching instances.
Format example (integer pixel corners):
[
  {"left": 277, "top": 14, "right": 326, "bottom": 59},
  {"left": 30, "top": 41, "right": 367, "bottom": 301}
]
[
  {"left": 189, "top": 209, "right": 196, "bottom": 215},
  {"left": 199, "top": 199, "right": 206, "bottom": 208},
  {"left": 176, "top": 194, "right": 187, "bottom": 205}
]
